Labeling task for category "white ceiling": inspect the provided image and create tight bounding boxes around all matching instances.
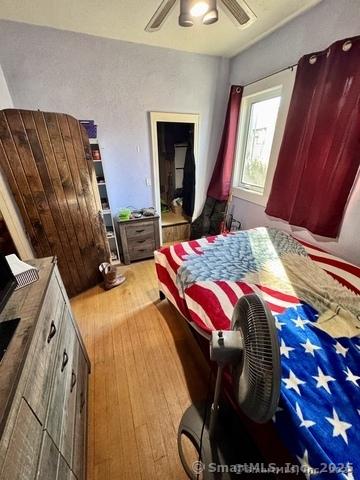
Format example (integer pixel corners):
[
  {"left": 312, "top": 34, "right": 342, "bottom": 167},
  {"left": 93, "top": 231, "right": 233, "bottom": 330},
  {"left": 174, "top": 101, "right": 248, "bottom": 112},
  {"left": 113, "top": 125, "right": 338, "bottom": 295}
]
[{"left": 0, "top": 0, "right": 322, "bottom": 57}]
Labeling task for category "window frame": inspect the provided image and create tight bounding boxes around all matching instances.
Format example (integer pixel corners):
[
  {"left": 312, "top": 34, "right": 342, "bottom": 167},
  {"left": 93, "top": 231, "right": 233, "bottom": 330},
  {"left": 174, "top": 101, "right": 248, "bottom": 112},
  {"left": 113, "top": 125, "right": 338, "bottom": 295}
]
[{"left": 232, "top": 68, "right": 297, "bottom": 207}]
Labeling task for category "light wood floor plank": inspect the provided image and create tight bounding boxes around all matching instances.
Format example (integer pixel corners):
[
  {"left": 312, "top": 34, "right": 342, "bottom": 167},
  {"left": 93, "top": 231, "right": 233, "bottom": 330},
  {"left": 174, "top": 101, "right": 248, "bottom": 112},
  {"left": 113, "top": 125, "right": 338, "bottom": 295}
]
[{"left": 71, "top": 259, "right": 208, "bottom": 479}]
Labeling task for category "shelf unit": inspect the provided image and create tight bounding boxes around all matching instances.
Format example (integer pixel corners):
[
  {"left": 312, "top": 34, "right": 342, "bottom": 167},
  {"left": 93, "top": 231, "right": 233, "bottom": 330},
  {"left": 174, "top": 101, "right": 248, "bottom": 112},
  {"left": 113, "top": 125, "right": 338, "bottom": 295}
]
[{"left": 89, "top": 137, "right": 120, "bottom": 264}]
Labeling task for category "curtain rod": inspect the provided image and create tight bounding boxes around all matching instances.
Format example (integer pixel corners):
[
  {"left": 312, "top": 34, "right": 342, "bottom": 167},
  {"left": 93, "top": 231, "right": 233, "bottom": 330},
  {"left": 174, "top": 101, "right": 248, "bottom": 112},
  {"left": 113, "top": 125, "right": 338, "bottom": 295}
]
[
  {"left": 243, "top": 36, "right": 360, "bottom": 88},
  {"left": 243, "top": 62, "right": 298, "bottom": 88}
]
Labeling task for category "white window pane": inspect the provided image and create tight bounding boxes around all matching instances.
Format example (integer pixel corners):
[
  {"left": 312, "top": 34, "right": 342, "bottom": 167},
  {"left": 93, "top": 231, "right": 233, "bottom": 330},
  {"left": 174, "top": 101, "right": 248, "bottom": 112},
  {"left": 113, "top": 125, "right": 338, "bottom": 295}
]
[{"left": 241, "top": 96, "right": 281, "bottom": 190}]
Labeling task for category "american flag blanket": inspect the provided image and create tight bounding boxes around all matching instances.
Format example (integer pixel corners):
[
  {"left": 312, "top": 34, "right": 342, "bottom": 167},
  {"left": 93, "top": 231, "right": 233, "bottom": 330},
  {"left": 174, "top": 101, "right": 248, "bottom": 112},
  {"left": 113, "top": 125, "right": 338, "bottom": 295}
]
[{"left": 154, "top": 228, "right": 360, "bottom": 479}]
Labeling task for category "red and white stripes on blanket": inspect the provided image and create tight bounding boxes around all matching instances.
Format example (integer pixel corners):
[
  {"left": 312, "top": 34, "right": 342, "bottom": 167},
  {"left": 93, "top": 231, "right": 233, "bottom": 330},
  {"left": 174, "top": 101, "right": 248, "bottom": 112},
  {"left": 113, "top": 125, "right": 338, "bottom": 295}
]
[{"left": 154, "top": 234, "right": 360, "bottom": 336}]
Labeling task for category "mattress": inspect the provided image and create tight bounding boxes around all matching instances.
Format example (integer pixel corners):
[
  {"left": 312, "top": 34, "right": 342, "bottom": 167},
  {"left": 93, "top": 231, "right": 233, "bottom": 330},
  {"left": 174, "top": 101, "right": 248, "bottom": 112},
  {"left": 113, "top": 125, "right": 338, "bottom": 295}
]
[{"left": 154, "top": 227, "right": 360, "bottom": 479}]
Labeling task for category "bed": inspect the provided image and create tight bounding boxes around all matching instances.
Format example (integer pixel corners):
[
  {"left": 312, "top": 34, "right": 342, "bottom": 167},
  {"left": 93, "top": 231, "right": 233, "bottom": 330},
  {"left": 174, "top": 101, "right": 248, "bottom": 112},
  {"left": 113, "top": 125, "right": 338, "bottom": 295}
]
[{"left": 155, "top": 227, "right": 360, "bottom": 479}]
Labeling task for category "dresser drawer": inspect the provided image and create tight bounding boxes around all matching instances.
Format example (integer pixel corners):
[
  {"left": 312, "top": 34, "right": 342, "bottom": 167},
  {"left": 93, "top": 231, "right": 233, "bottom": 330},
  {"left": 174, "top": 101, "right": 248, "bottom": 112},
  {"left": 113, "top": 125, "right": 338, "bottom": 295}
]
[
  {"left": 23, "top": 275, "right": 65, "bottom": 424},
  {"left": 129, "top": 238, "right": 155, "bottom": 261},
  {"left": 129, "top": 237, "right": 155, "bottom": 252},
  {"left": 46, "top": 309, "right": 76, "bottom": 449},
  {"left": 125, "top": 222, "right": 154, "bottom": 240}
]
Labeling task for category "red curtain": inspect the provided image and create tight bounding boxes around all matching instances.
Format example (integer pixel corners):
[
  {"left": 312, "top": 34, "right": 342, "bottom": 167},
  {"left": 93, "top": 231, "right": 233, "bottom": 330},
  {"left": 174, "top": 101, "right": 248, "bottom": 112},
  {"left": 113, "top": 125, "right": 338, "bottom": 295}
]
[
  {"left": 207, "top": 85, "right": 243, "bottom": 201},
  {"left": 265, "top": 36, "right": 360, "bottom": 238}
]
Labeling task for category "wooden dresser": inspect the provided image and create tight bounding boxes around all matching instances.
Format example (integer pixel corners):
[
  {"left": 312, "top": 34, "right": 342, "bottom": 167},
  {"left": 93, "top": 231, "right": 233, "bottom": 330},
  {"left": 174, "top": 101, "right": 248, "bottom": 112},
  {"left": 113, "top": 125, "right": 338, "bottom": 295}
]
[
  {"left": 117, "top": 216, "right": 160, "bottom": 264},
  {"left": 0, "top": 257, "right": 90, "bottom": 480}
]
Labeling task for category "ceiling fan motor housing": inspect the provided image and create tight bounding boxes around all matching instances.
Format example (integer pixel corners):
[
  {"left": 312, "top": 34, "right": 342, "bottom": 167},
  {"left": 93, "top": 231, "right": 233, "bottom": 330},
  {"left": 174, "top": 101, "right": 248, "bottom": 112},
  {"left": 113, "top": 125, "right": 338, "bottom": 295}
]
[{"left": 210, "top": 330, "right": 243, "bottom": 367}]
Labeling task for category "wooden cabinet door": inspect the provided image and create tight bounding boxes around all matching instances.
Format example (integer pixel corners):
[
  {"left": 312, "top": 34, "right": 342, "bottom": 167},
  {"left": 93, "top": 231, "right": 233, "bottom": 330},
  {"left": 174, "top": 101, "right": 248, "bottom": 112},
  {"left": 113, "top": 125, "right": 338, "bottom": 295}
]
[
  {"left": 36, "top": 431, "right": 59, "bottom": 480},
  {"left": 0, "top": 109, "right": 110, "bottom": 297},
  {"left": 46, "top": 309, "right": 76, "bottom": 448},
  {"left": 60, "top": 338, "right": 79, "bottom": 466},
  {"left": 57, "top": 455, "right": 76, "bottom": 480},
  {"left": 23, "top": 275, "right": 64, "bottom": 424},
  {"left": 0, "top": 399, "right": 43, "bottom": 479},
  {"left": 37, "top": 433, "right": 77, "bottom": 480},
  {"left": 73, "top": 347, "right": 89, "bottom": 480}
]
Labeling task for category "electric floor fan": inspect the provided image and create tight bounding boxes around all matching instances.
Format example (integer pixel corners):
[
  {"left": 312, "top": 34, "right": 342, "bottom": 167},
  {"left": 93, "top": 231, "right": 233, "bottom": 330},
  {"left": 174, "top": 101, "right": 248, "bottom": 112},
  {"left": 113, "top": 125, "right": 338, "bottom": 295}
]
[{"left": 178, "top": 293, "right": 281, "bottom": 479}]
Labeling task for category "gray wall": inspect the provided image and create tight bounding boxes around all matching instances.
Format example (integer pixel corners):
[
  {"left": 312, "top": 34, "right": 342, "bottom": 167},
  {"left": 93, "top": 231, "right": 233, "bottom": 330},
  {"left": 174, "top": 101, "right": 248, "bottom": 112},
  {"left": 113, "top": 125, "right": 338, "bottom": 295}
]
[
  {"left": 0, "top": 65, "right": 13, "bottom": 109},
  {"left": 229, "top": 0, "right": 360, "bottom": 264},
  {"left": 0, "top": 20, "right": 229, "bottom": 218}
]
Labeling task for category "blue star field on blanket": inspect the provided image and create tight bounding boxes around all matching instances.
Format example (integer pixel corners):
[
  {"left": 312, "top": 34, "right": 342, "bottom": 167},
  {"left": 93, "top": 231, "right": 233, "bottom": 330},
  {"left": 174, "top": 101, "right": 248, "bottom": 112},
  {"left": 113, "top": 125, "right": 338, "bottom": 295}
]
[{"left": 274, "top": 302, "right": 360, "bottom": 480}]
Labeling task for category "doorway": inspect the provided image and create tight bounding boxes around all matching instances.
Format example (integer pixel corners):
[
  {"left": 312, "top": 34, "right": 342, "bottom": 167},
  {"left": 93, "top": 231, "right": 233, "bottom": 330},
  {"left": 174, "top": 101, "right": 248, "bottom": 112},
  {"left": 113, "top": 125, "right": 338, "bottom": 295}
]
[{"left": 150, "top": 112, "right": 199, "bottom": 245}]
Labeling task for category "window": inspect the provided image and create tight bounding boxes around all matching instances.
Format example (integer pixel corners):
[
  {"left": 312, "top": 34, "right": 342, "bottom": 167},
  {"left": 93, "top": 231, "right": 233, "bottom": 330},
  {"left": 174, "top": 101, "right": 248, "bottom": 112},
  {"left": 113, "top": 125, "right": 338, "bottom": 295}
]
[
  {"left": 240, "top": 92, "right": 281, "bottom": 192},
  {"left": 232, "top": 69, "right": 296, "bottom": 206}
]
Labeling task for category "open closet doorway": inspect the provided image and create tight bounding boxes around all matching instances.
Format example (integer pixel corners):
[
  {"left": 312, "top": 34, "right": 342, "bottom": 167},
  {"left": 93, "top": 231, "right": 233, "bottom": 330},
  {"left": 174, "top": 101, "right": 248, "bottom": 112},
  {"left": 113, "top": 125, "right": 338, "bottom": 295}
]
[{"left": 150, "top": 112, "right": 199, "bottom": 245}]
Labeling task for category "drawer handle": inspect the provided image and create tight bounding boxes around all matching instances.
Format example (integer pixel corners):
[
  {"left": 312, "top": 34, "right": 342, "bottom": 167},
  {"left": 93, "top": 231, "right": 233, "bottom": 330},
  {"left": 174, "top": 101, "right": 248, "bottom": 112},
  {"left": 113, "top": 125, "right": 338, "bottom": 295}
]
[
  {"left": 138, "top": 248, "right": 146, "bottom": 252},
  {"left": 135, "top": 229, "right": 145, "bottom": 233},
  {"left": 71, "top": 370, "right": 77, "bottom": 392},
  {"left": 47, "top": 321, "right": 57, "bottom": 343},
  {"left": 61, "top": 349, "right": 69, "bottom": 372},
  {"left": 137, "top": 239, "right": 146, "bottom": 244},
  {"left": 80, "top": 391, "right": 86, "bottom": 414}
]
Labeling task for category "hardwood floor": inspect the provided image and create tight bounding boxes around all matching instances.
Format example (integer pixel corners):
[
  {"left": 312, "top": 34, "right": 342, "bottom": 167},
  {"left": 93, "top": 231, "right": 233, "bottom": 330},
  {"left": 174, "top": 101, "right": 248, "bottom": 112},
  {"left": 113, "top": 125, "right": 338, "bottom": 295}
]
[{"left": 71, "top": 259, "right": 209, "bottom": 480}]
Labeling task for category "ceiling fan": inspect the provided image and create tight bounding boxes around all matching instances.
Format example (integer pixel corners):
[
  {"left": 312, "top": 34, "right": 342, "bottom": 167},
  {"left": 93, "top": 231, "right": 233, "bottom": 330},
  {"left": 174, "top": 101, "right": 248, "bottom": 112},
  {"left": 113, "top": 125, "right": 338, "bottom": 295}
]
[{"left": 145, "top": 0, "right": 257, "bottom": 32}]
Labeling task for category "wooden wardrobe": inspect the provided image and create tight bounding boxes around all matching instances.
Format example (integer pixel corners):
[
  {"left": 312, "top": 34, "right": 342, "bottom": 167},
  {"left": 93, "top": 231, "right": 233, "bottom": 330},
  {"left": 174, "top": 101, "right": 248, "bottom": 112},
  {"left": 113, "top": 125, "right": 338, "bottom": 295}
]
[{"left": 0, "top": 109, "right": 110, "bottom": 297}]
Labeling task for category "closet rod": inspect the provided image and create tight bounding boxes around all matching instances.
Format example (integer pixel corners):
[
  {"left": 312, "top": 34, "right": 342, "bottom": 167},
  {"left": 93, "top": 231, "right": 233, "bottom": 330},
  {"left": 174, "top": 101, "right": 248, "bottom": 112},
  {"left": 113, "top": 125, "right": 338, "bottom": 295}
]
[{"left": 243, "top": 62, "right": 298, "bottom": 88}]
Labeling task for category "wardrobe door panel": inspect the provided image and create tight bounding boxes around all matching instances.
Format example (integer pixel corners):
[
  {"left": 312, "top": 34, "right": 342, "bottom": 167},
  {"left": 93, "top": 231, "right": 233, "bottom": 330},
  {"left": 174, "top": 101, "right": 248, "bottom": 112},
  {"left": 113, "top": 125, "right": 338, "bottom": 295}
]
[{"left": 0, "top": 109, "right": 110, "bottom": 296}]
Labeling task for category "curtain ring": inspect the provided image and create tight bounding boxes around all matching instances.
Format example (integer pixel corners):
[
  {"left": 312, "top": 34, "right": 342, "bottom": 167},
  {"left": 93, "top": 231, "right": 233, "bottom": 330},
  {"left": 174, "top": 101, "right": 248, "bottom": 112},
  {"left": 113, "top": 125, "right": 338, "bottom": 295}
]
[
  {"left": 235, "top": 87, "right": 242, "bottom": 93},
  {"left": 309, "top": 55, "right": 317, "bottom": 64},
  {"left": 342, "top": 40, "right": 352, "bottom": 52}
]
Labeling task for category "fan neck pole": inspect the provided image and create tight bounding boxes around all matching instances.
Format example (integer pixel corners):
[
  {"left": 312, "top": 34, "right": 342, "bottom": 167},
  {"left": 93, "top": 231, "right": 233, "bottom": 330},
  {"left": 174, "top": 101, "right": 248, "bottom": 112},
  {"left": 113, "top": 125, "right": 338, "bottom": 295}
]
[{"left": 209, "top": 365, "right": 223, "bottom": 438}]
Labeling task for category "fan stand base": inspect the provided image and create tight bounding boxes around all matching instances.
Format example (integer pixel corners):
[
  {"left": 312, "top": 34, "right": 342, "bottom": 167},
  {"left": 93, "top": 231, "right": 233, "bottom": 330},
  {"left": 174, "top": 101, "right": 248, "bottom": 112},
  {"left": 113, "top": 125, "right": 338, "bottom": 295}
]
[{"left": 178, "top": 402, "right": 242, "bottom": 480}]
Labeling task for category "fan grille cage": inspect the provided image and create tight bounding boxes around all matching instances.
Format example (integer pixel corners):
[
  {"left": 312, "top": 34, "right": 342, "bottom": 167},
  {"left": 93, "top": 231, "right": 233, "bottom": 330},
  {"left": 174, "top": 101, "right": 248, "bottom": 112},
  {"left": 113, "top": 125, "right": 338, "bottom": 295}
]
[{"left": 232, "top": 294, "right": 281, "bottom": 423}]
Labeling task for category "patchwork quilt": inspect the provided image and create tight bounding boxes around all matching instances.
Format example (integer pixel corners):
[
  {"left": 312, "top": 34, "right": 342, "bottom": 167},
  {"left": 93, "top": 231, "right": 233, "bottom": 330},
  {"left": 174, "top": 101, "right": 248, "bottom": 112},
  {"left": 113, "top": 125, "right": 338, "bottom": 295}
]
[{"left": 154, "top": 228, "right": 360, "bottom": 479}]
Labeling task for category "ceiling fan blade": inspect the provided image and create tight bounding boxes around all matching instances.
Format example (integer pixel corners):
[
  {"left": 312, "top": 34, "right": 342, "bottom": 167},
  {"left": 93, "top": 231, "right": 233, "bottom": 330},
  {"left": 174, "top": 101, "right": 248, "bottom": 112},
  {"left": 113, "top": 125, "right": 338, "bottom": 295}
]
[
  {"left": 220, "top": 0, "right": 256, "bottom": 27},
  {"left": 145, "top": 0, "right": 178, "bottom": 32}
]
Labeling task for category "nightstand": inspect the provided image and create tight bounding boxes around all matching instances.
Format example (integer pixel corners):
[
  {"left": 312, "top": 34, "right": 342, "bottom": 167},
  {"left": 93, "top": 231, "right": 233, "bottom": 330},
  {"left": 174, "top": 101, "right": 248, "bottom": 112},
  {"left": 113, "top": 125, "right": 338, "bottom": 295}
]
[{"left": 117, "top": 216, "right": 160, "bottom": 264}]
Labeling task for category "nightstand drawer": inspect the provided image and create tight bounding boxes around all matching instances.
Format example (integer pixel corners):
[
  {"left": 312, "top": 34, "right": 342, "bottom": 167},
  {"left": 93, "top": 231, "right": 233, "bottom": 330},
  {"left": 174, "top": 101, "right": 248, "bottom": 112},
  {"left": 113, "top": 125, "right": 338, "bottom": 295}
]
[
  {"left": 125, "top": 222, "right": 154, "bottom": 239},
  {"left": 129, "top": 238, "right": 155, "bottom": 258}
]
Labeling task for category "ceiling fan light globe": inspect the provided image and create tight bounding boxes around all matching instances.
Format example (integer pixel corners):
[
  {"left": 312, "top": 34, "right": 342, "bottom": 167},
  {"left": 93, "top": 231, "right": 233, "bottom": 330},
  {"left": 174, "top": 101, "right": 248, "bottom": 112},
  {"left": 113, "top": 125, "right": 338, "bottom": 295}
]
[
  {"left": 202, "top": 7, "right": 218, "bottom": 24},
  {"left": 190, "top": 1, "right": 210, "bottom": 17},
  {"left": 179, "top": 13, "right": 194, "bottom": 27}
]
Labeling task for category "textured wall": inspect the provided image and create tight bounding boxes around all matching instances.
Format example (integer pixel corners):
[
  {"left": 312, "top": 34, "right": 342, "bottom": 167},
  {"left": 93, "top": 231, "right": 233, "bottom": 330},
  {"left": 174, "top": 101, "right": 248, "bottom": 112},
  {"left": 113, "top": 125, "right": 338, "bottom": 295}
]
[
  {"left": 230, "top": 0, "right": 360, "bottom": 85},
  {"left": 229, "top": 0, "right": 360, "bottom": 264},
  {"left": 0, "top": 20, "right": 229, "bottom": 218},
  {"left": 0, "top": 65, "right": 13, "bottom": 109}
]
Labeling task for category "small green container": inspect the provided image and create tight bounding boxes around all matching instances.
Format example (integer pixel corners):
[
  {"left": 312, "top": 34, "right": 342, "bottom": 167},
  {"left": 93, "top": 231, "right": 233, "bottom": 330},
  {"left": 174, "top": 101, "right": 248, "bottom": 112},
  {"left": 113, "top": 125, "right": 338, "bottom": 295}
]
[{"left": 118, "top": 208, "right": 131, "bottom": 221}]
